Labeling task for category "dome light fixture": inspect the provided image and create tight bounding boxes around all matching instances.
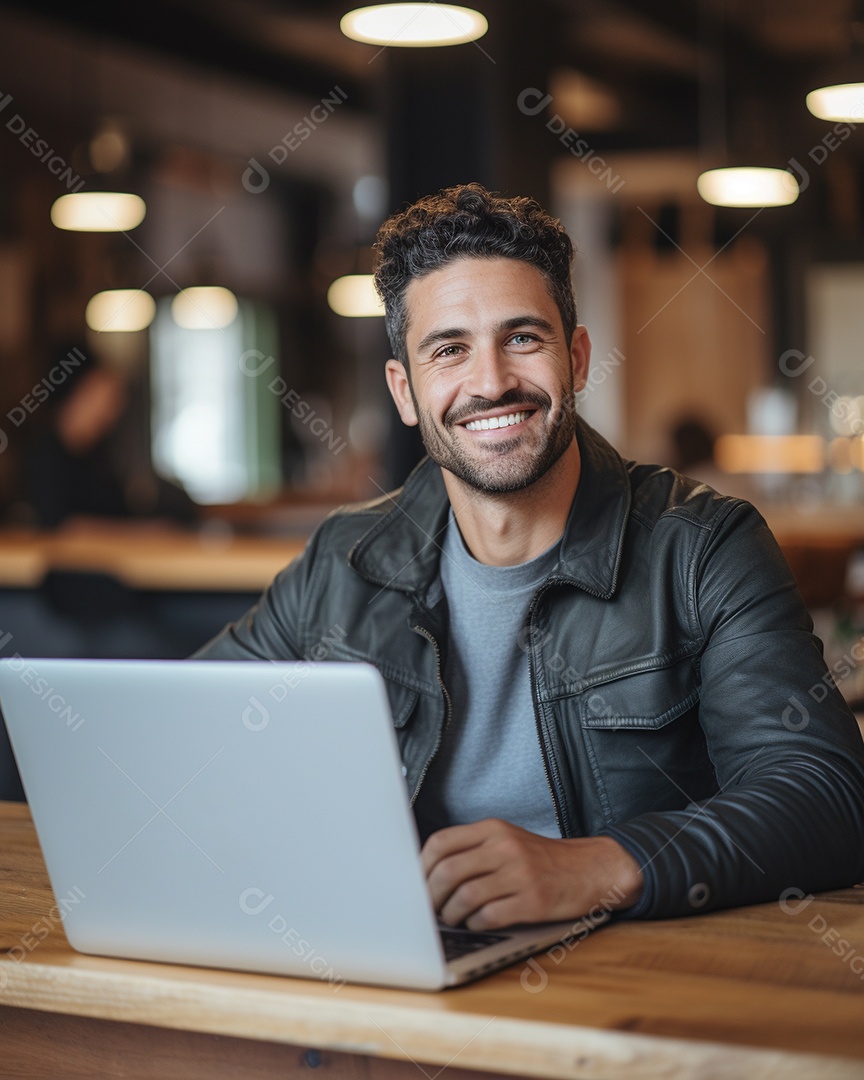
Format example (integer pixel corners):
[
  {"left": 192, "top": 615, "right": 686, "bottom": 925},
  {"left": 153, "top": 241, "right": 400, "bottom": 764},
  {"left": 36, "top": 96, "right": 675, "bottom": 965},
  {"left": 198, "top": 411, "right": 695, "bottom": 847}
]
[
  {"left": 327, "top": 275, "right": 385, "bottom": 318},
  {"left": 806, "top": 83, "right": 864, "bottom": 122},
  {"left": 50, "top": 191, "right": 146, "bottom": 232},
  {"left": 85, "top": 290, "right": 156, "bottom": 332},
  {"left": 696, "top": 167, "right": 799, "bottom": 208},
  {"left": 340, "top": 4, "right": 487, "bottom": 47},
  {"left": 171, "top": 287, "right": 238, "bottom": 330}
]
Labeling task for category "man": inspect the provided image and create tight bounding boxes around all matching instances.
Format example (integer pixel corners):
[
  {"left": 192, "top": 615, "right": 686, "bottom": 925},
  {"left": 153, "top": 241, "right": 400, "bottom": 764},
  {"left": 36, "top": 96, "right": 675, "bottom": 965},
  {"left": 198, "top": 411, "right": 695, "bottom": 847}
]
[{"left": 196, "top": 183, "right": 864, "bottom": 929}]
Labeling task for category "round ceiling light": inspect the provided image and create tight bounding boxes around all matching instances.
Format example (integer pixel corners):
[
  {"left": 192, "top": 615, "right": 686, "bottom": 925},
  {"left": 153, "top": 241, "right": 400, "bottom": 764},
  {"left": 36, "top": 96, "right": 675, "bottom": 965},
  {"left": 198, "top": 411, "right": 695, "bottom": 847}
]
[
  {"left": 171, "top": 287, "right": 239, "bottom": 330},
  {"left": 327, "top": 275, "right": 385, "bottom": 317},
  {"left": 806, "top": 83, "right": 864, "bottom": 122},
  {"left": 340, "top": 4, "right": 487, "bottom": 47},
  {"left": 51, "top": 192, "right": 146, "bottom": 232},
  {"left": 696, "top": 167, "right": 799, "bottom": 208},
  {"left": 85, "top": 290, "right": 156, "bottom": 332}
]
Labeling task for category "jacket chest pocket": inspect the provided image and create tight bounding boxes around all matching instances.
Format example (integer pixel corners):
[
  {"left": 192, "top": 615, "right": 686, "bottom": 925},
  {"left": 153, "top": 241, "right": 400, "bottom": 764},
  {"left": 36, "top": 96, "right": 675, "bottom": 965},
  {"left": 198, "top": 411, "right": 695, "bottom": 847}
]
[{"left": 571, "top": 660, "right": 716, "bottom": 824}]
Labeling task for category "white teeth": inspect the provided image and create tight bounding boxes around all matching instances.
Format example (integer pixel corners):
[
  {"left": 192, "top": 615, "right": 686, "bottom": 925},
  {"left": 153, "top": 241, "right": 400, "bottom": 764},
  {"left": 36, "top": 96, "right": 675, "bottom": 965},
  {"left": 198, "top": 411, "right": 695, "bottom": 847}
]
[{"left": 465, "top": 410, "right": 529, "bottom": 431}]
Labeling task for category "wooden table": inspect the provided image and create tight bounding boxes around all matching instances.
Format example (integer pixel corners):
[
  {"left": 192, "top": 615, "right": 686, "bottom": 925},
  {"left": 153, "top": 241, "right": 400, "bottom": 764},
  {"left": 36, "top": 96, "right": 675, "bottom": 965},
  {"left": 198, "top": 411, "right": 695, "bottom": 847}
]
[{"left": 1, "top": 805, "right": 863, "bottom": 1079}]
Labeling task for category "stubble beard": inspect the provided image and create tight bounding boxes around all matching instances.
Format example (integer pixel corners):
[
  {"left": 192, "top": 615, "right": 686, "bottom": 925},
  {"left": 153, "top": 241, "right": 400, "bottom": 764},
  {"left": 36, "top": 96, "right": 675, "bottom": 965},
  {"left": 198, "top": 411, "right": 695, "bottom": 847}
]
[{"left": 410, "top": 384, "right": 578, "bottom": 495}]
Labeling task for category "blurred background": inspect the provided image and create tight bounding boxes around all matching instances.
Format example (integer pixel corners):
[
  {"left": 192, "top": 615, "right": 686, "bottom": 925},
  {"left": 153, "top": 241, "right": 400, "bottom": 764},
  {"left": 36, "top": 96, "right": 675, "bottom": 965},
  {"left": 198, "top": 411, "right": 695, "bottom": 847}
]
[{"left": 1, "top": 0, "right": 864, "bottom": 738}]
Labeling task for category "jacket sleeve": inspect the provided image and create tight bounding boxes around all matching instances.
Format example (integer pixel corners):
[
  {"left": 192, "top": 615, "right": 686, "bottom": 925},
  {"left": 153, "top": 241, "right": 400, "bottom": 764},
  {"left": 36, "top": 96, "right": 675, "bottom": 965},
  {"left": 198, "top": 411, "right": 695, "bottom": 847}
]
[
  {"left": 604, "top": 500, "right": 864, "bottom": 918},
  {"left": 190, "top": 528, "right": 324, "bottom": 661}
]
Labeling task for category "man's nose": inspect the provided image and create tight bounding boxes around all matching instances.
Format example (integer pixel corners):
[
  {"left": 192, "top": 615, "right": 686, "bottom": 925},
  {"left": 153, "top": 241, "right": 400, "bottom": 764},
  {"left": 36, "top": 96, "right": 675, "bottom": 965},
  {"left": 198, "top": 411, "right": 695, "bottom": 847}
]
[{"left": 463, "top": 345, "right": 520, "bottom": 402}]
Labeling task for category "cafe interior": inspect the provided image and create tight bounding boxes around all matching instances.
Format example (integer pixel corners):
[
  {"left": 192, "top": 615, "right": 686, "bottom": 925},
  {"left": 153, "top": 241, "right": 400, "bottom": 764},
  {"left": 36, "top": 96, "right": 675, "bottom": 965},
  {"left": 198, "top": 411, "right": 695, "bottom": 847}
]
[
  {"left": 1, "top": 4, "right": 864, "bottom": 669},
  {"left": 2, "top": 4, "right": 864, "bottom": 1074},
  {"left": 1, "top": 0, "right": 864, "bottom": 774}
]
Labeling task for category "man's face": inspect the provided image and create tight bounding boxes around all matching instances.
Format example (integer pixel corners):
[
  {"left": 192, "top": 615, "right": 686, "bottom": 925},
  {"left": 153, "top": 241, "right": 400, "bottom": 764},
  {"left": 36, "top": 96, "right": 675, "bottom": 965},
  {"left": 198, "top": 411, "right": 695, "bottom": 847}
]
[{"left": 385, "top": 256, "right": 590, "bottom": 495}]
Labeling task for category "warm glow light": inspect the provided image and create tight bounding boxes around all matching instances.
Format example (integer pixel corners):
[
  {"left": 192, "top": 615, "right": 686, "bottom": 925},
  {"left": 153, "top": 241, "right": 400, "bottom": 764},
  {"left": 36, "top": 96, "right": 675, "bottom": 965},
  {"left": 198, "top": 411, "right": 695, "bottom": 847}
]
[
  {"left": 327, "top": 275, "right": 385, "bottom": 317},
  {"left": 696, "top": 168, "right": 799, "bottom": 208},
  {"left": 50, "top": 192, "right": 146, "bottom": 232},
  {"left": 829, "top": 438, "right": 854, "bottom": 474},
  {"left": 171, "top": 287, "right": 238, "bottom": 330},
  {"left": 340, "top": 4, "right": 487, "bottom": 46},
  {"left": 85, "top": 290, "right": 156, "bottom": 332},
  {"left": 715, "top": 435, "right": 825, "bottom": 474},
  {"left": 806, "top": 84, "right": 864, "bottom": 122}
]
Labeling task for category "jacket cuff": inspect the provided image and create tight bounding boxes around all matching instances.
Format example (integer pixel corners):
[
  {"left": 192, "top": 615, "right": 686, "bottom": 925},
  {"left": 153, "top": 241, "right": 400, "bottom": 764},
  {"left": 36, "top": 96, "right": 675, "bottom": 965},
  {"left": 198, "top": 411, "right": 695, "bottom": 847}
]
[{"left": 602, "top": 826, "right": 655, "bottom": 919}]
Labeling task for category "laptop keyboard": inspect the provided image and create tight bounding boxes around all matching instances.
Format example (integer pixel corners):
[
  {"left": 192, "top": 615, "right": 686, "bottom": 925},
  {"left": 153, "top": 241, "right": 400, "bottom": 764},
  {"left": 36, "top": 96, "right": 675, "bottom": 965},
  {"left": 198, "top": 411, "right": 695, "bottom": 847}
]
[{"left": 439, "top": 927, "right": 511, "bottom": 961}]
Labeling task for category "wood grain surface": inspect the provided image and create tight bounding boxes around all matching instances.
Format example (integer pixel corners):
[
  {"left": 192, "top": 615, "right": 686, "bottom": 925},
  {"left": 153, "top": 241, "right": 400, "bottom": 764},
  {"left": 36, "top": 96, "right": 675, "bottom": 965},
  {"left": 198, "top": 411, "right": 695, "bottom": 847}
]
[{"left": 1, "top": 803, "right": 863, "bottom": 1079}]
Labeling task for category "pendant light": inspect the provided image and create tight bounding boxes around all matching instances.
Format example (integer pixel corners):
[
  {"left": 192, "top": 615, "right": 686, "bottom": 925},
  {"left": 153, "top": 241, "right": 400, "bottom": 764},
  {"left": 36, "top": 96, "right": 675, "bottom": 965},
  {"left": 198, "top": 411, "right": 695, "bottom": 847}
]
[
  {"left": 51, "top": 120, "right": 146, "bottom": 232},
  {"left": 51, "top": 191, "right": 146, "bottom": 232},
  {"left": 85, "top": 289, "right": 156, "bottom": 332},
  {"left": 327, "top": 275, "right": 385, "bottom": 318},
  {"left": 171, "top": 287, "right": 239, "bottom": 330},
  {"left": 695, "top": 3, "right": 798, "bottom": 208},
  {"left": 340, "top": 4, "right": 487, "bottom": 47}
]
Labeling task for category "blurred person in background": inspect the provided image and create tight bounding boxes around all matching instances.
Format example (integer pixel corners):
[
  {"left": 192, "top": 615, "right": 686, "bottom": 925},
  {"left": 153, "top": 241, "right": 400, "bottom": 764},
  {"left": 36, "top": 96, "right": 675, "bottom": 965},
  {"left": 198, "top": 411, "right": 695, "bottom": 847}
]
[{"left": 15, "top": 344, "right": 196, "bottom": 528}]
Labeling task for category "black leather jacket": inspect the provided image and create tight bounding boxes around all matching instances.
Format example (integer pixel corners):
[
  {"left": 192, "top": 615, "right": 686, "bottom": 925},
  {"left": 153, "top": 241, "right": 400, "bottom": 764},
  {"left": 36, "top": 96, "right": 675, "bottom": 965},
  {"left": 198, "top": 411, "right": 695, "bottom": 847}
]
[{"left": 195, "top": 420, "right": 864, "bottom": 918}]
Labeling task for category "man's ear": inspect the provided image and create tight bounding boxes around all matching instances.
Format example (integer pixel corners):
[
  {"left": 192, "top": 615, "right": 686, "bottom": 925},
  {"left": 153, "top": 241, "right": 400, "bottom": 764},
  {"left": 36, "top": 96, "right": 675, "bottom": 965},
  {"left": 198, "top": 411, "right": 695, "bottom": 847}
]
[
  {"left": 570, "top": 325, "right": 592, "bottom": 394},
  {"left": 385, "top": 358, "right": 419, "bottom": 427}
]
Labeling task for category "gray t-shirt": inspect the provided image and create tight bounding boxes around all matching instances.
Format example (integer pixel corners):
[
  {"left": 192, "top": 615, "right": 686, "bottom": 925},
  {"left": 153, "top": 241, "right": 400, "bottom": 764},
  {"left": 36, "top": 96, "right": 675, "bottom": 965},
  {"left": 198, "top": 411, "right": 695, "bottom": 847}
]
[{"left": 413, "top": 512, "right": 561, "bottom": 843}]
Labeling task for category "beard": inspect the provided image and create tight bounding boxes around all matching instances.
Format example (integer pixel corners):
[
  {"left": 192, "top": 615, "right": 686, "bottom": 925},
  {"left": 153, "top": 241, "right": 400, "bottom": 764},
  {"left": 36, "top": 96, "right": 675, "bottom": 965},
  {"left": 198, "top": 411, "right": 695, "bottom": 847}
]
[{"left": 409, "top": 384, "right": 578, "bottom": 495}]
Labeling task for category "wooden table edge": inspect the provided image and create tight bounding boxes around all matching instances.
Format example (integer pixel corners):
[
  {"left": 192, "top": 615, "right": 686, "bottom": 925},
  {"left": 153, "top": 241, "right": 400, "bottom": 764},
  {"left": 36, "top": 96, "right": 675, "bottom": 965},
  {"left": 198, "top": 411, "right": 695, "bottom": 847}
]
[{"left": 1, "top": 957, "right": 863, "bottom": 1080}]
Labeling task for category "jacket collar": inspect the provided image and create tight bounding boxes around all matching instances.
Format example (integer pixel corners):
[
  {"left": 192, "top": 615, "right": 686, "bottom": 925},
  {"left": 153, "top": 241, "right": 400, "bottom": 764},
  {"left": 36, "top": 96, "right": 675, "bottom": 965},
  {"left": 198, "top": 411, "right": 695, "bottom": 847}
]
[{"left": 349, "top": 418, "right": 631, "bottom": 600}]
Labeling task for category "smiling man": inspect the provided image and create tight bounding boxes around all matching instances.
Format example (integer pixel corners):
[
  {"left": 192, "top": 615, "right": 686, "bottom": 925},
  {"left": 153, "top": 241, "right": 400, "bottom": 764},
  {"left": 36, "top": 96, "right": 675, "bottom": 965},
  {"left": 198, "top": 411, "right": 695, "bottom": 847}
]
[{"left": 196, "top": 183, "right": 864, "bottom": 928}]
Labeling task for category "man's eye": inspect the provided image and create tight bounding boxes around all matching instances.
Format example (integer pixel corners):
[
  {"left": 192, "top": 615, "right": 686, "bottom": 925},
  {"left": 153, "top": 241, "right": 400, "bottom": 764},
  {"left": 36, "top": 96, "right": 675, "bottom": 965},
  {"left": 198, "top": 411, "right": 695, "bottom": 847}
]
[
  {"left": 509, "top": 333, "right": 538, "bottom": 346},
  {"left": 435, "top": 344, "right": 464, "bottom": 358}
]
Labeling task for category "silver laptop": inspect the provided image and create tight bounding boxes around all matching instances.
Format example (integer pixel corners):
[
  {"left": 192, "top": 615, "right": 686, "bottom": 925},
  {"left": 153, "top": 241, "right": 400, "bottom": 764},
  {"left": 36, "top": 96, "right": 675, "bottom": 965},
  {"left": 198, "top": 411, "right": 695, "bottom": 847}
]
[{"left": 0, "top": 657, "right": 607, "bottom": 990}]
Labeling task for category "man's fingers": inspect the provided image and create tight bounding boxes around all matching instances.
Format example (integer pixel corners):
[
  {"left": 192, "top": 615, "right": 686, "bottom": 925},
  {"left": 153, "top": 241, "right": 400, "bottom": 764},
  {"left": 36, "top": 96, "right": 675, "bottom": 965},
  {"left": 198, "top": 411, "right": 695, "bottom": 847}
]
[
  {"left": 420, "top": 820, "right": 498, "bottom": 875},
  {"left": 426, "top": 843, "right": 505, "bottom": 911},
  {"left": 438, "top": 869, "right": 518, "bottom": 928}
]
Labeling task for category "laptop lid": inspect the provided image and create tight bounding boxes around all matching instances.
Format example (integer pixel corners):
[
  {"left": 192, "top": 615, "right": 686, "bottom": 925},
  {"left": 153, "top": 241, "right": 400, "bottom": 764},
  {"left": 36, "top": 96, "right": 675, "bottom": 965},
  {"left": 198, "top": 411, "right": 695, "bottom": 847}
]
[{"left": 0, "top": 657, "right": 456, "bottom": 990}]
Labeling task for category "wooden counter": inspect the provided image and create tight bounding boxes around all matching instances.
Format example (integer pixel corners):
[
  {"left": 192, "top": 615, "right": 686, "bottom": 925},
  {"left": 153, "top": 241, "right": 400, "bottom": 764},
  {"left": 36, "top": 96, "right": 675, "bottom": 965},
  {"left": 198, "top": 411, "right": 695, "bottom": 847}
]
[
  {"left": 0, "top": 525, "right": 306, "bottom": 592},
  {"left": 1, "top": 804, "right": 863, "bottom": 1079}
]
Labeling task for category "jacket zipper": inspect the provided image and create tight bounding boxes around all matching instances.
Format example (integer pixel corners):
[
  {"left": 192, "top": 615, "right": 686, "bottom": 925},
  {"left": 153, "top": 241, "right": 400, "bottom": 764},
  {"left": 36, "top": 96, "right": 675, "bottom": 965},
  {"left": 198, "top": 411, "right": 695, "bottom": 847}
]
[
  {"left": 409, "top": 623, "right": 452, "bottom": 807},
  {"left": 526, "top": 579, "right": 575, "bottom": 838}
]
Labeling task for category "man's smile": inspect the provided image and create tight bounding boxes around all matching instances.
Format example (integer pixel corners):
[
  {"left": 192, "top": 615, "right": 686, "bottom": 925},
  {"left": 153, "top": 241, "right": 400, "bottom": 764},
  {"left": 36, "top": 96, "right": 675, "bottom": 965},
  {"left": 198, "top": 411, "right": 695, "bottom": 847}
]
[{"left": 460, "top": 409, "right": 535, "bottom": 433}]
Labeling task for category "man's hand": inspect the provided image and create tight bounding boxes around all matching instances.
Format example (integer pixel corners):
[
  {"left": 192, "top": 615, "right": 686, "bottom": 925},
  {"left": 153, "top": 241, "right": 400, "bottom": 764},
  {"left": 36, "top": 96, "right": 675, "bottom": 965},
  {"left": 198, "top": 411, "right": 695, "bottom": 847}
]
[{"left": 421, "top": 818, "right": 643, "bottom": 930}]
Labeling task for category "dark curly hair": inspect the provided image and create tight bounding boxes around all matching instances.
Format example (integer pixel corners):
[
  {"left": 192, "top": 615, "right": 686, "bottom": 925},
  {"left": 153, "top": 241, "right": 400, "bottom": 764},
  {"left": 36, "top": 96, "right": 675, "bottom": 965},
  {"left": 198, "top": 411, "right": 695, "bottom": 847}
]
[{"left": 373, "top": 183, "right": 577, "bottom": 367}]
